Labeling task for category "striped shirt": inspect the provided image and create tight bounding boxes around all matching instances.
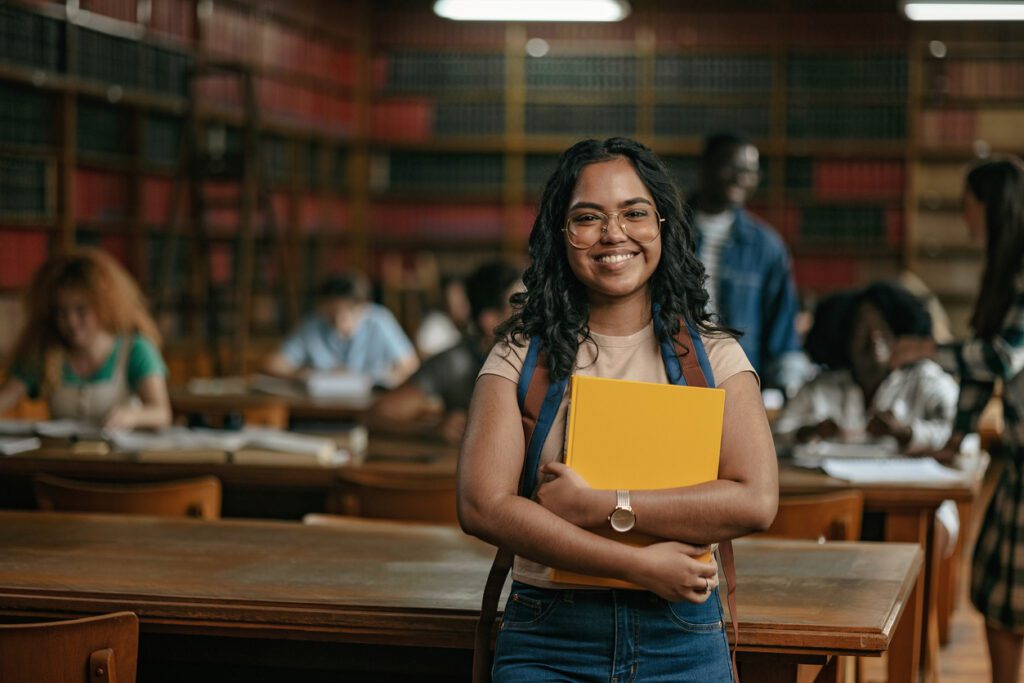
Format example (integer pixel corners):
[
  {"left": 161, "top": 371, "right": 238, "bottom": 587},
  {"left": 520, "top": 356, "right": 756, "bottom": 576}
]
[{"left": 934, "top": 279, "right": 1024, "bottom": 446}]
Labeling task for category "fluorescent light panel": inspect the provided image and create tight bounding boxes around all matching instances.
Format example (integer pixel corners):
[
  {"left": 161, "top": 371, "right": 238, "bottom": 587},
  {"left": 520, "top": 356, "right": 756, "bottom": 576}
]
[
  {"left": 902, "top": 2, "right": 1024, "bottom": 20},
  {"left": 433, "top": 0, "right": 631, "bottom": 22}
]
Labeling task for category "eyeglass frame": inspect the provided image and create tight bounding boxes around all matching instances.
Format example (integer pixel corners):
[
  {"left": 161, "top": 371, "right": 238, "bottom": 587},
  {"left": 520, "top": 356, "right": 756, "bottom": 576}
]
[{"left": 561, "top": 207, "right": 665, "bottom": 249}]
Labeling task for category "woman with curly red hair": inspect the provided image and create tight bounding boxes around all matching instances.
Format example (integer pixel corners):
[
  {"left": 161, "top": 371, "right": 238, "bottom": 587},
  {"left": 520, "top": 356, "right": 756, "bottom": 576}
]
[{"left": 0, "top": 247, "right": 171, "bottom": 430}]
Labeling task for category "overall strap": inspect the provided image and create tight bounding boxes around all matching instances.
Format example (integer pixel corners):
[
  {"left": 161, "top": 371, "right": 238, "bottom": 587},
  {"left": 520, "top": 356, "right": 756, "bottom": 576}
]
[
  {"left": 662, "top": 315, "right": 738, "bottom": 683},
  {"left": 475, "top": 337, "right": 566, "bottom": 683}
]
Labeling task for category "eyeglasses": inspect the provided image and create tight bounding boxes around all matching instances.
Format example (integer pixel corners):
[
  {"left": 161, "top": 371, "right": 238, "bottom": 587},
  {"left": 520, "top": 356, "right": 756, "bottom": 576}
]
[{"left": 563, "top": 207, "right": 664, "bottom": 249}]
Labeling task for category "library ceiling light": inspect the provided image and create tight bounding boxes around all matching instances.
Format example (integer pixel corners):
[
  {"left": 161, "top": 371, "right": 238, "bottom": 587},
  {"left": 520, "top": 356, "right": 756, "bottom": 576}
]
[
  {"left": 433, "top": 0, "right": 631, "bottom": 22},
  {"left": 901, "top": 1, "right": 1024, "bottom": 20}
]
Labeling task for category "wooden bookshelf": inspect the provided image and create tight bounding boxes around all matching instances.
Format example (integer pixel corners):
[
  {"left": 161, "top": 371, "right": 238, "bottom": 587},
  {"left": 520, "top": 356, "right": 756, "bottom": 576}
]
[{"left": 1, "top": 0, "right": 1021, "bottom": 360}]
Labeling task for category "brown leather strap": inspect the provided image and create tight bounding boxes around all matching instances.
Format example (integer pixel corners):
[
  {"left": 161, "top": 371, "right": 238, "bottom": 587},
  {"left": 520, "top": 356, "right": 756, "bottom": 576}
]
[
  {"left": 520, "top": 356, "right": 550, "bottom": 445},
  {"left": 473, "top": 547, "right": 514, "bottom": 683},
  {"left": 473, "top": 352, "right": 551, "bottom": 683},
  {"left": 719, "top": 540, "right": 740, "bottom": 683},
  {"left": 672, "top": 319, "right": 710, "bottom": 388}
]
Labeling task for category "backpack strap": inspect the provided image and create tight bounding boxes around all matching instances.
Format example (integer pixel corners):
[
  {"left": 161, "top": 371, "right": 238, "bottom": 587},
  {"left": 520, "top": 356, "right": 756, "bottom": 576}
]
[
  {"left": 665, "top": 317, "right": 739, "bottom": 683},
  {"left": 474, "top": 337, "right": 566, "bottom": 683}
]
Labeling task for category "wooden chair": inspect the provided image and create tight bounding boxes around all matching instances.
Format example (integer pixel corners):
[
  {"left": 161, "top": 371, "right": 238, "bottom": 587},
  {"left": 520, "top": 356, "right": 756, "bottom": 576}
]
[
  {"left": 330, "top": 468, "right": 457, "bottom": 524},
  {"left": 762, "top": 490, "right": 865, "bottom": 542},
  {"left": 34, "top": 473, "right": 222, "bottom": 519},
  {"left": 0, "top": 611, "right": 138, "bottom": 683}
]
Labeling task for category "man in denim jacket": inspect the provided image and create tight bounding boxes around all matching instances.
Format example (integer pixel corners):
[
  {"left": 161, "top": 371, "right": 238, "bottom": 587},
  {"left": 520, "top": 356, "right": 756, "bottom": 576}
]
[{"left": 689, "top": 132, "right": 809, "bottom": 397}]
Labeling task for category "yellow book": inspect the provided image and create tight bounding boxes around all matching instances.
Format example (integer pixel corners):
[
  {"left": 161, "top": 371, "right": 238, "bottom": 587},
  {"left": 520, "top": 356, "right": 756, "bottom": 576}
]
[{"left": 554, "top": 375, "right": 725, "bottom": 588}]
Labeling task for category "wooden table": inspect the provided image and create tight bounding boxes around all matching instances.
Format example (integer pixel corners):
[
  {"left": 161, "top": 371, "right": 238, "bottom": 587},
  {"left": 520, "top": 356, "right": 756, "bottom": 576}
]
[
  {"left": 169, "top": 386, "right": 373, "bottom": 423},
  {"left": 779, "top": 461, "right": 982, "bottom": 683},
  {"left": 0, "top": 436, "right": 457, "bottom": 519},
  {"left": 0, "top": 511, "right": 920, "bottom": 683}
]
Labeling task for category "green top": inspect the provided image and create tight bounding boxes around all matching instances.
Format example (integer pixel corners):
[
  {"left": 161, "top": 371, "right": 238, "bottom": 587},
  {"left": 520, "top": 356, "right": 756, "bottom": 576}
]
[{"left": 14, "top": 334, "right": 167, "bottom": 398}]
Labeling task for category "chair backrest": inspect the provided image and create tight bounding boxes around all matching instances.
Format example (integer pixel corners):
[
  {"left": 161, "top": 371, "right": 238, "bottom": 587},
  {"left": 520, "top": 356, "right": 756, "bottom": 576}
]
[
  {"left": 762, "top": 490, "right": 864, "bottom": 542},
  {"left": 0, "top": 611, "right": 138, "bottom": 683},
  {"left": 35, "top": 474, "right": 222, "bottom": 519},
  {"left": 333, "top": 468, "right": 457, "bottom": 524}
]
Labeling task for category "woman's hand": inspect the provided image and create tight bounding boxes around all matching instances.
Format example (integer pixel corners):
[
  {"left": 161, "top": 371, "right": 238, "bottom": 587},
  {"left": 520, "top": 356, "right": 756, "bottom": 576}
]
[
  {"left": 103, "top": 406, "right": 138, "bottom": 431},
  {"left": 630, "top": 541, "right": 719, "bottom": 603},
  {"left": 536, "top": 461, "right": 611, "bottom": 528},
  {"left": 795, "top": 418, "right": 840, "bottom": 443},
  {"left": 910, "top": 432, "right": 962, "bottom": 464},
  {"left": 890, "top": 337, "right": 935, "bottom": 369},
  {"left": 867, "top": 410, "right": 913, "bottom": 447}
]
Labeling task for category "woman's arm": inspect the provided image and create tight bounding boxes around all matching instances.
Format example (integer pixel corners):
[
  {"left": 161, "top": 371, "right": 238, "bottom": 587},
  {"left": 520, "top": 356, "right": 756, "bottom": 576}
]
[
  {"left": 458, "top": 374, "right": 718, "bottom": 602},
  {"left": 538, "top": 371, "right": 779, "bottom": 544},
  {"left": 104, "top": 374, "right": 171, "bottom": 430},
  {"left": 0, "top": 377, "right": 28, "bottom": 416}
]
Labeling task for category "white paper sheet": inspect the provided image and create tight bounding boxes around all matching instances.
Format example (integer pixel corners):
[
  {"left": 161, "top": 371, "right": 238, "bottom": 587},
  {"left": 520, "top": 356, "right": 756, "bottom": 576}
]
[{"left": 821, "top": 457, "right": 966, "bottom": 484}]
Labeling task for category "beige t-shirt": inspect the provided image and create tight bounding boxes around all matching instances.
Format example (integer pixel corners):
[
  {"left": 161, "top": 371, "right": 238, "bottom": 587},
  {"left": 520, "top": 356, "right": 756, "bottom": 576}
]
[{"left": 477, "top": 322, "right": 756, "bottom": 588}]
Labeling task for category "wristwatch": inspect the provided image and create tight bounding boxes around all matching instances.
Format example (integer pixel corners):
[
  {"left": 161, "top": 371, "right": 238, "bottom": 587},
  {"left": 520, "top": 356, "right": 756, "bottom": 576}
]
[{"left": 608, "top": 489, "right": 636, "bottom": 533}]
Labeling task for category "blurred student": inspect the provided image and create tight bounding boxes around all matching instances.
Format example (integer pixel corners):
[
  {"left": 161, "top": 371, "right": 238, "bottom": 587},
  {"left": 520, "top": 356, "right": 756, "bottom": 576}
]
[
  {"left": 371, "top": 261, "right": 521, "bottom": 444},
  {"left": 0, "top": 247, "right": 171, "bottom": 430},
  {"left": 689, "top": 132, "right": 808, "bottom": 397},
  {"left": 774, "top": 282, "right": 958, "bottom": 451},
  {"left": 264, "top": 272, "right": 419, "bottom": 388},
  {"left": 415, "top": 275, "right": 471, "bottom": 358},
  {"left": 892, "top": 157, "right": 1024, "bottom": 683}
]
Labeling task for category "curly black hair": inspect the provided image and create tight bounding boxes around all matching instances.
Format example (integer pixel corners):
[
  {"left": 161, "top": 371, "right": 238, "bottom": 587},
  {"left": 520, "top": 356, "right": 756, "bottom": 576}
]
[{"left": 496, "top": 137, "right": 735, "bottom": 381}]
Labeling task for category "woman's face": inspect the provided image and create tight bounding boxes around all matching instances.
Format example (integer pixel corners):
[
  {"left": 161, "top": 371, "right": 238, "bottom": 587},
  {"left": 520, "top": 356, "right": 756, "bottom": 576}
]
[
  {"left": 564, "top": 157, "right": 662, "bottom": 304},
  {"left": 848, "top": 301, "right": 893, "bottom": 385},
  {"left": 963, "top": 186, "right": 986, "bottom": 241},
  {"left": 54, "top": 288, "right": 101, "bottom": 349}
]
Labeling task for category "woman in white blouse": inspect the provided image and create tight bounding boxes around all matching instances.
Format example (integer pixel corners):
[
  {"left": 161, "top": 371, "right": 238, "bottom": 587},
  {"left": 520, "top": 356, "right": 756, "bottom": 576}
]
[{"left": 774, "top": 281, "right": 958, "bottom": 451}]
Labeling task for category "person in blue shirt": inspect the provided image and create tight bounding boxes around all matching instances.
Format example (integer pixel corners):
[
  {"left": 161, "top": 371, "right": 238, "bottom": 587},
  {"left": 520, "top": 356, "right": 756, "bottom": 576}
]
[
  {"left": 264, "top": 272, "right": 419, "bottom": 388},
  {"left": 689, "top": 132, "right": 809, "bottom": 397}
]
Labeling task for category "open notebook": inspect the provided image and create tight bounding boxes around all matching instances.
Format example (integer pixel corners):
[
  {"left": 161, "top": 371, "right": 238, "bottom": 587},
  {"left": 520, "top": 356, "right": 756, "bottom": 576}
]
[{"left": 554, "top": 375, "right": 725, "bottom": 588}]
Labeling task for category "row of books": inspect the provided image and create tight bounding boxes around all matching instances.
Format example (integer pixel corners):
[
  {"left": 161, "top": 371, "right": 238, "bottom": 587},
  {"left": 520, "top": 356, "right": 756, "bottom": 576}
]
[
  {"left": 0, "top": 156, "right": 49, "bottom": 218},
  {"left": 785, "top": 159, "right": 905, "bottom": 198},
  {"left": 527, "top": 104, "right": 637, "bottom": 136},
  {"left": 0, "top": 229, "right": 48, "bottom": 289},
  {"left": 655, "top": 105, "right": 771, "bottom": 138},
  {"left": 76, "top": 28, "right": 191, "bottom": 98},
  {"left": 369, "top": 100, "right": 507, "bottom": 140},
  {"left": 74, "top": 0, "right": 193, "bottom": 41},
  {"left": 928, "top": 59, "right": 1024, "bottom": 99},
  {"left": 368, "top": 204, "right": 505, "bottom": 241},
  {"left": 372, "top": 54, "right": 506, "bottom": 92},
  {"left": 370, "top": 152, "right": 505, "bottom": 194},
  {"left": 138, "top": 175, "right": 349, "bottom": 231},
  {"left": 143, "top": 114, "right": 180, "bottom": 168},
  {"left": 0, "top": 4, "right": 62, "bottom": 73},
  {"left": 654, "top": 56, "right": 773, "bottom": 92},
  {"left": 784, "top": 205, "right": 903, "bottom": 247},
  {"left": 0, "top": 84, "right": 53, "bottom": 148},
  {"left": 526, "top": 57, "right": 639, "bottom": 91},
  {"left": 202, "top": 3, "right": 357, "bottom": 88},
  {"left": 920, "top": 108, "right": 1022, "bottom": 149},
  {"left": 792, "top": 257, "right": 862, "bottom": 293},
  {"left": 77, "top": 99, "right": 129, "bottom": 157},
  {"left": 787, "top": 105, "right": 906, "bottom": 139},
  {"left": 787, "top": 56, "right": 906, "bottom": 93}
]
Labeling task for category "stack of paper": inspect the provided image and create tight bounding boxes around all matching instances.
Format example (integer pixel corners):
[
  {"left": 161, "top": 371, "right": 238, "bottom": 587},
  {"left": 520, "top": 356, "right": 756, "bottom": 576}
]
[
  {"left": 251, "top": 372, "right": 373, "bottom": 400},
  {"left": 821, "top": 457, "right": 965, "bottom": 484},
  {"left": 0, "top": 436, "right": 41, "bottom": 455}
]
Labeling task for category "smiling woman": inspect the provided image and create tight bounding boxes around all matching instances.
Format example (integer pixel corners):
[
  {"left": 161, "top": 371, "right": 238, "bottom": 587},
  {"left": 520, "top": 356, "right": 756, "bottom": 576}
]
[{"left": 457, "top": 138, "right": 779, "bottom": 682}]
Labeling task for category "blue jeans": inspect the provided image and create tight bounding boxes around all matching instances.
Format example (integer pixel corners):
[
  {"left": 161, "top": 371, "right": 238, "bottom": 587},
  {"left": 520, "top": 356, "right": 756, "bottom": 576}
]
[{"left": 493, "top": 581, "right": 734, "bottom": 683}]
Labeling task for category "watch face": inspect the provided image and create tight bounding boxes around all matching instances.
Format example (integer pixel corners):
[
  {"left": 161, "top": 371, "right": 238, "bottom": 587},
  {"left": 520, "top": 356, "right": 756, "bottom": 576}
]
[{"left": 609, "top": 507, "right": 635, "bottom": 533}]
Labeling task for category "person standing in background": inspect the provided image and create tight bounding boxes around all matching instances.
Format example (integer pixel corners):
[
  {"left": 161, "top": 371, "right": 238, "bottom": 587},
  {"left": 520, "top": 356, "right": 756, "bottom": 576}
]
[
  {"left": 689, "top": 132, "right": 809, "bottom": 398},
  {"left": 892, "top": 156, "right": 1024, "bottom": 683},
  {"left": 264, "top": 272, "right": 419, "bottom": 388}
]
